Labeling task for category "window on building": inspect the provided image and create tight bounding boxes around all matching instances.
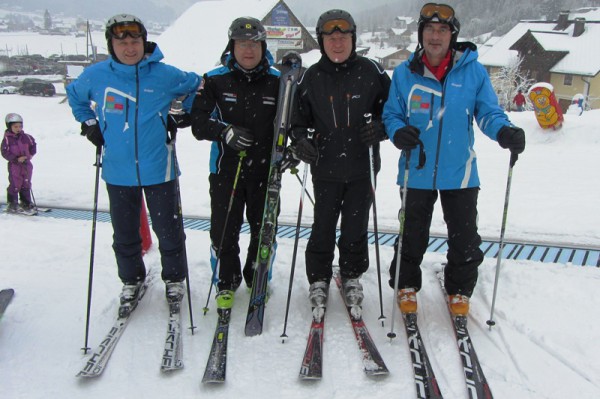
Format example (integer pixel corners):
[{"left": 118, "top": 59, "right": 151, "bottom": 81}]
[{"left": 563, "top": 74, "right": 573, "bottom": 86}]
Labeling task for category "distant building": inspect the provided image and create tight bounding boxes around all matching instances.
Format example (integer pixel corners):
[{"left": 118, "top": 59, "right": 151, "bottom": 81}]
[
  {"left": 387, "top": 16, "right": 417, "bottom": 48},
  {"left": 368, "top": 47, "right": 412, "bottom": 70},
  {"left": 479, "top": 7, "right": 600, "bottom": 110},
  {"left": 260, "top": 0, "right": 319, "bottom": 62}
]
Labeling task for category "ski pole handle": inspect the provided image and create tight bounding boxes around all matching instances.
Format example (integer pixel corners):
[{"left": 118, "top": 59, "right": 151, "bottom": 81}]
[
  {"left": 364, "top": 113, "right": 372, "bottom": 124},
  {"left": 307, "top": 127, "right": 315, "bottom": 140}
]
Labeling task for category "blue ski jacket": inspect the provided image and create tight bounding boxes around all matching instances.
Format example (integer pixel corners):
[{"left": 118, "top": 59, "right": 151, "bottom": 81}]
[
  {"left": 67, "top": 42, "right": 200, "bottom": 186},
  {"left": 383, "top": 43, "right": 511, "bottom": 190}
]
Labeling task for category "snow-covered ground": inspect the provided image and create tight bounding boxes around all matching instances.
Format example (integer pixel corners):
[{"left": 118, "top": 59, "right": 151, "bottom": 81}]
[{"left": 1, "top": 13, "right": 600, "bottom": 399}]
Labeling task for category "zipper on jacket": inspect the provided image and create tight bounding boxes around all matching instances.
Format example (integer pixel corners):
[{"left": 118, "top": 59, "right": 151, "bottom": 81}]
[
  {"left": 330, "top": 95, "right": 338, "bottom": 128},
  {"left": 134, "top": 65, "right": 142, "bottom": 187},
  {"left": 346, "top": 93, "right": 350, "bottom": 127},
  {"left": 432, "top": 91, "right": 443, "bottom": 189}
]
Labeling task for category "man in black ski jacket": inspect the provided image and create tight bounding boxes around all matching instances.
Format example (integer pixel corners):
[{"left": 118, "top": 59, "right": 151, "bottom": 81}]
[
  {"left": 289, "top": 9, "right": 391, "bottom": 319},
  {"left": 191, "top": 17, "right": 281, "bottom": 309}
]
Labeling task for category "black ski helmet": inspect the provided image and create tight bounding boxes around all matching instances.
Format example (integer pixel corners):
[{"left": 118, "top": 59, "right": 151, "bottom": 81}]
[
  {"left": 105, "top": 14, "right": 148, "bottom": 60},
  {"left": 225, "top": 17, "right": 267, "bottom": 65},
  {"left": 417, "top": 3, "right": 460, "bottom": 49},
  {"left": 315, "top": 9, "right": 357, "bottom": 54},
  {"left": 228, "top": 17, "right": 266, "bottom": 41}
]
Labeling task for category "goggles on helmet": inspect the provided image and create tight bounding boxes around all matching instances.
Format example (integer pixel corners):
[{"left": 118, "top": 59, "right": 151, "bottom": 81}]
[
  {"left": 420, "top": 3, "right": 455, "bottom": 24},
  {"left": 320, "top": 18, "right": 354, "bottom": 35},
  {"left": 109, "top": 22, "right": 144, "bottom": 39}
]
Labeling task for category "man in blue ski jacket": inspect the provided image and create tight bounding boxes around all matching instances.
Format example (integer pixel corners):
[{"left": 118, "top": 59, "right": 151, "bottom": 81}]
[
  {"left": 67, "top": 14, "right": 200, "bottom": 310},
  {"left": 383, "top": 3, "right": 525, "bottom": 317}
]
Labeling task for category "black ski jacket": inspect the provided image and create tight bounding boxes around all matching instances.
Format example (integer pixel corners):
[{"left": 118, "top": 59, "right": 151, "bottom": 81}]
[
  {"left": 291, "top": 54, "right": 391, "bottom": 182},
  {"left": 191, "top": 54, "right": 280, "bottom": 177}
]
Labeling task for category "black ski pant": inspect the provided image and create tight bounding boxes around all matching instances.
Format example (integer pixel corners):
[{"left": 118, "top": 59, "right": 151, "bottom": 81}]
[
  {"left": 209, "top": 171, "right": 275, "bottom": 291},
  {"left": 306, "top": 177, "right": 372, "bottom": 284},
  {"left": 106, "top": 180, "right": 187, "bottom": 285},
  {"left": 388, "top": 187, "right": 483, "bottom": 297}
]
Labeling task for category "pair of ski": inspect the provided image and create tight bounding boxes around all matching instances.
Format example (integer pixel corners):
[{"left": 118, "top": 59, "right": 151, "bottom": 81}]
[
  {"left": 299, "top": 272, "right": 389, "bottom": 379},
  {"left": 398, "top": 273, "right": 492, "bottom": 399},
  {"left": 201, "top": 53, "right": 304, "bottom": 385},
  {"left": 77, "top": 276, "right": 184, "bottom": 377},
  {"left": 0, "top": 288, "right": 14, "bottom": 320}
]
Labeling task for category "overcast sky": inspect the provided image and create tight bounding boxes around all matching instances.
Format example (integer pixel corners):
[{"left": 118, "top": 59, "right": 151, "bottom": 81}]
[{"left": 10, "top": 0, "right": 398, "bottom": 24}]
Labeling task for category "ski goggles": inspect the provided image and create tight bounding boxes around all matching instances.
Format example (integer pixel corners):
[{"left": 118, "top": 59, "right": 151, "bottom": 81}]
[
  {"left": 420, "top": 3, "right": 456, "bottom": 23},
  {"left": 320, "top": 18, "right": 354, "bottom": 35},
  {"left": 109, "top": 22, "right": 145, "bottom": 39}
]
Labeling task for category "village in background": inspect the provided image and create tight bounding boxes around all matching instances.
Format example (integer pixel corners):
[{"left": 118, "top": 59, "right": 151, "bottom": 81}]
[{"left": 0, "top": 0, "right": 598, "bottom": 113}]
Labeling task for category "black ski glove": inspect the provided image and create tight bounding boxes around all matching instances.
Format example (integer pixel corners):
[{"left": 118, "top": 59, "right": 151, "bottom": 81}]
[
  {"left": 392, "top": 126, "right": 421, "bottom": 150},
  {"left": 359, "top": 119, "right": 388, "bottom": 146},
  {"left": 497, "top": 125, "right": 526, "bottom": 155},
  {"left": 291, "top": 136, "right": 318, "bottom": 164},
  {"left": 280, "top": 147, "right": 301, "bottom": 172},
  {"left": 81, "top": 119, "right": 104, "bottom": 148},
  {"left": 169, "top": 113, "right": 191, "bottom": 129},
  {"left": 221, "top": 125, "right": 254, "bottom": 151}
]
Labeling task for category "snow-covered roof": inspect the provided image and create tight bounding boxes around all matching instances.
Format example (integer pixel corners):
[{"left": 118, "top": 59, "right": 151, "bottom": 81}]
[
  {"left": 479, "top": 20, "right": 600, "bottom": 76},
  {"left": 529, "top": 25, "right": 600, "bottom": 75},
  {"left": 159, "top": 0, "right": 280, "bottom": 73},
  {"left": 395, "top": 16, "right": 415, "bottom": 24},
  {"left": 478, "top": 22, "right": 558, "bottom": 68},
  {"left": 388, "top": 27, "right": 407, "bottom": 36},
  {"left": 367, "top": 47, "right": 407, "bottom": 59},
  {"left": 569, "top": 7, "right": 600, "bottom": 21}
]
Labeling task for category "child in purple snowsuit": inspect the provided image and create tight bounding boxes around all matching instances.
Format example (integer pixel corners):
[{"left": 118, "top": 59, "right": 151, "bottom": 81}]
[{"left": 1, "top": 113, "right": 37, "bottom": 212}]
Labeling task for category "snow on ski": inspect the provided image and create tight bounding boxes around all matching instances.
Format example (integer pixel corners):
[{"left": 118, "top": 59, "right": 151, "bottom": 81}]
[
  {"left": 437, "top": 272, "right": 493, "bottom": 399},
  {"left": 402, "top": 312, "right": 443, "bottom": 398},
  {"left": 161, "top": 300, "right": 183, "bottom": 372},
  {"left": 299, "top": 311, "right": 325, "bottom": 380},
  {"left": 245, "top": 53, "right": 303, "bottom": 336},
  {"left": 77, "top": 277, "right": 153, "bottom": 378},
  {"left": 333, "top": 271, "right": 389, "bottom": 376},
  {"left": 202, "top": 307, "right": 231, "bottom": 383},
  {"left": 0, "top": 288, "right": 15, "bottom": 319}
]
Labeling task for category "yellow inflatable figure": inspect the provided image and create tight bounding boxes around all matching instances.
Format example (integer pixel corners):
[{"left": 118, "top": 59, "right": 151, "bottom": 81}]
[{"left": 528, "top": 83, "right": 564, "bottom": 130}]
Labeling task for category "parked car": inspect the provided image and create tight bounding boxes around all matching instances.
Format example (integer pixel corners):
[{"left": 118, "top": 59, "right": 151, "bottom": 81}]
[
  {"left": 19, "top": 81, "right": 56, "bottom": 97},
  {"left": 0, "top": 84, "right": 18, "bottom": 94}
]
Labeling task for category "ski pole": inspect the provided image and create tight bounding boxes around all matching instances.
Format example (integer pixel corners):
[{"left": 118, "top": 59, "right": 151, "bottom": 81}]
[
  {"left": 292, "top": 172, "right": 315, "bottom": 207},
  {"left": 487, "top": 152, "right": 518, "bottom": 330},
  {"left": 387, "top": 150, "right": 411, "bottom": 341},
  {"left": 168, "top": 126, "right": 197, "bottom": 334},
  {"left": 82, "top": 146, "right": 102, "bottom": 354},
  {"left": 29, "top": 188, "right": 37, "bottom": 210},
  {"left": 364, "top": 113, "right": 386, "bottom": 326},
  {"left": 281, "top": 129, "right": 313, "bottom": 343},
  {"left": 202, "top": 151, "right": 246, "bottom": 315}
]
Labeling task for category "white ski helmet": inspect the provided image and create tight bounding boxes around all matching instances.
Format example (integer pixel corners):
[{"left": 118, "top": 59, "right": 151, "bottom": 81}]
[{"left": 5, "top": 113, "right": 23, "bottom": 128}]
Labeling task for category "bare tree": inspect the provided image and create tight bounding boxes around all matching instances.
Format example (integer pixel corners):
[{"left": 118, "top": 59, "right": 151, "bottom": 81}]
[{"left": 490, "top": 55, "right": 534, "bottom": 111}]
